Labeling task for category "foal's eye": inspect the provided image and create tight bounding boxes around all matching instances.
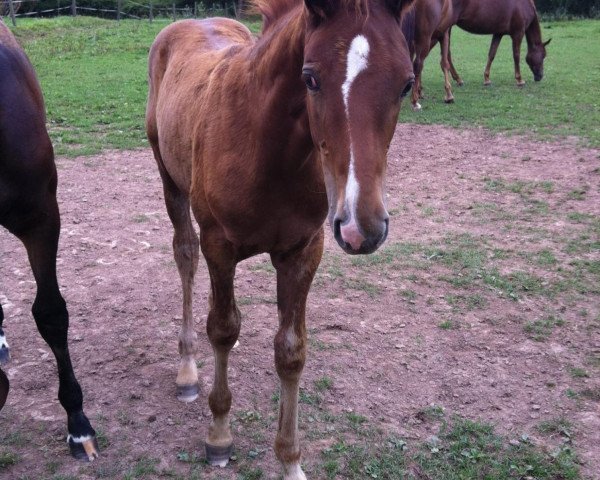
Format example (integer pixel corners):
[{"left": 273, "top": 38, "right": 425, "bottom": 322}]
[
  {"left": 400, "top": 79, "right": 414, "bottom": 99},
  {"left": 302, "top": 70, "right": 320, "bottom": 92}
]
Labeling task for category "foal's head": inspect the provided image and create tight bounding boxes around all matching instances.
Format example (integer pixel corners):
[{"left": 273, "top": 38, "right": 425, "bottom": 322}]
[
  {"left": 526, "top": 38, "right": 551, "bottom": 82},
  {"left": 302, "top": 0, "right": 415, "bottom": 254}
]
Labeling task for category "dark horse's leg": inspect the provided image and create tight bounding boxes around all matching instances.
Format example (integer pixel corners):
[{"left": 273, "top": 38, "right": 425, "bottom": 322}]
[
  {"left": 0, "top": 367, "right": 8, "bottom": 410},
  {"left": 153, "top": 145, "right": 201, "bottom": 402},
  {"left": 10, "top": 196, "right": 98, "bottom": 460},
  {"left": 272, "top": 230, "right": 323, "bottom": 480},
  {"left": 199, "top": 228, "right": 240, "bottom": 467},
  {"left": 0, "top": 304, "right": 9, "bottom": 363},
  {"left": 484, "top": 34, "right": 503, "bottom": 86},
  {"left": 511, "top": 32, "right": 526, "bottom": 86}
]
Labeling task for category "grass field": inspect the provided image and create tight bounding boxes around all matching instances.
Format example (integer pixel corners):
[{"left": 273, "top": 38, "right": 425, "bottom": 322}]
[{"left": 8, "top": 16, "right": 600, "bottom": 155}]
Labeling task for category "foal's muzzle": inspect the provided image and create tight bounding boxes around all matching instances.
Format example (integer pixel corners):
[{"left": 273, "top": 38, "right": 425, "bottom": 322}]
[{"left": 333, "top": 216, "right": 389, "bottom": 255}]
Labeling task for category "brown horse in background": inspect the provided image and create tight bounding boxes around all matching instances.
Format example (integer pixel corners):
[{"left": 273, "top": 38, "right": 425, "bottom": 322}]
[
  {"left": 409, "top": 0, "right": 550, "bottom": 109},
  {"left": 146, "top": 0, "right": 415, "bottom": 477},
  {"left": 0, "top": 20, "right": 98, "bottom": 460}
]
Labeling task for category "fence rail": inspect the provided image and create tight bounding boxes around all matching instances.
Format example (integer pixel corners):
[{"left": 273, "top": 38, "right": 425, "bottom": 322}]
[{"left": 2, "top": 0, "right": 237, "bottom": 25}]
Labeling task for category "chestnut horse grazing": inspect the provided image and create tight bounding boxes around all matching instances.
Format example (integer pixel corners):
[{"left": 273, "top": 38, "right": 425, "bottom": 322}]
[
  {"left": 146, "top": 0, "right": 415, "bottom": 476},
  {"left": 0, "top": 21, "right": 98, "bottom": 460},
  {"left": 410, "top": 0, "right": 550, "bottom": 110}
]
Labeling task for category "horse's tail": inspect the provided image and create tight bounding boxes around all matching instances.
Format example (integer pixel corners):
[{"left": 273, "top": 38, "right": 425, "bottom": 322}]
[
  {"left": 0, "top": 368, "right": 8, "bottom": 411},
  {"left": 401, "top": 5, "right": 416, "bottom": 58}
]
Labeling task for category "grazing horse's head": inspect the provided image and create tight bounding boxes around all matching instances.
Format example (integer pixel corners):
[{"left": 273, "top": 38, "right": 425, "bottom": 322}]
[
  {"left": 302, "top": 0, "right": 415, "bottom": 254},
  {"left": 526, "top": 38, "right": 551, "bottom": 82}
]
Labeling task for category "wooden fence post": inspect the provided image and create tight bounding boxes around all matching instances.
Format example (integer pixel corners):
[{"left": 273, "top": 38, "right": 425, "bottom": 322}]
[
  {"left": 149, "top": 0, "right": 153, "bottom": 22},
  {"left": 8, "top": 0, "right": 17, "bottom": 26},
  {"left": 193, "top": 2, "right": 197, "bottom": 18},
  {"left": 172, "top": 2, "right": 176, "bottom": 21},
  {"left": 117, "top": 0, "right": 122, "bottom": 21},
  {"left": 71, "top": 0, "right": 76, "bottom": 16}
]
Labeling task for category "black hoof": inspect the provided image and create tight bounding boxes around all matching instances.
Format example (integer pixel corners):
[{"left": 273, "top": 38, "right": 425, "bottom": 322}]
[
  {"left": 0, "top": 369, "right": 8, "bottom": 411},
  {"left": 457, "top": 81, "right": 464, "bottom": 87},
  {"left": 176, "top": 383, "right": 199, "bottom": 403},
  {"left": 0, "top": 346, "right": 9, "bottom": 364},
  {"left": 68, "top": 435, "right": 99, "bottom": 461},
  {"left": 206, "top": 442, "right": 233, "bottom": 467},
  {"left": 445, "top": 98, "right": 455, "bottom": 104}
]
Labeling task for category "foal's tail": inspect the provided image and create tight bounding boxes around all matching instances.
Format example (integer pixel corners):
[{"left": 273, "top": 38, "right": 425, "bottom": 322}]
[
  {"left": 401, "top": 5, "right": 416, "bottom": 58},
  {"left": 0, "top": 368, "right": 8, "bottom": 411}
]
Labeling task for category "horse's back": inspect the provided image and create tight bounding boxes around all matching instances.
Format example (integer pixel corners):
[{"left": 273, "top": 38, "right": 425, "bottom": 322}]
[
  {"left": 0, "top": 21, "right": 55, "bottom": 232},
  {"left": 456, "top": 0, "right": 537, "bottom": 34},
  {"left": 146, "top": 18, "right": 253, "bottom": 194}
]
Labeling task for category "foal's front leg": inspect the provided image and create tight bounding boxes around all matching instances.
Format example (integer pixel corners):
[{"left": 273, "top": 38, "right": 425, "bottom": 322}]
[
  {"left": 0, "top": 305, "right": 9, "bottom": 363},
  {"left": 272, "top": 231, "right": 324, "bottom": 480},
  {"left": 201, "top": 231, "right": 240, "bottom": 467}
]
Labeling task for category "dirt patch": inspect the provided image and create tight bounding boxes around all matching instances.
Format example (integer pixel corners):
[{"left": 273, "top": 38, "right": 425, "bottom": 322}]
[{"left": 1, "top": 124, "right": 599, "bottom": 479}]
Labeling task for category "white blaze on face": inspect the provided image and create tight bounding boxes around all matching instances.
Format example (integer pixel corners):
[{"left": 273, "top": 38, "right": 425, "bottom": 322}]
[{"left": 341, "top": 35, "right": 370, "bottom": 226}]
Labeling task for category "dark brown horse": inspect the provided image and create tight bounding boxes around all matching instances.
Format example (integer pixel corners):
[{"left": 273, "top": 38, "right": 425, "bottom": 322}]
[
  {"left": 146, "top": 0, "right": 415, "bottom": 477},
  {"left": 0, "top": 20, "right": 98, "bottom": 460},
  {"left": 409, "top": 0, "right": 550, "bottom": 109}
]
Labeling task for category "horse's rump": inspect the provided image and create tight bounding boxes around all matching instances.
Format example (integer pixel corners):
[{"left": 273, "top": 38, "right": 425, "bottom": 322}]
[{"left": 146, "top": 18, "right": 254, "bottom": 193}]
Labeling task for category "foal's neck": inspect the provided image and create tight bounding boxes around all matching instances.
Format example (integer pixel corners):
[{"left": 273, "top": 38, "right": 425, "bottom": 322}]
[{"left": 244, "top": 7, "right": 313, "bottom": 162}]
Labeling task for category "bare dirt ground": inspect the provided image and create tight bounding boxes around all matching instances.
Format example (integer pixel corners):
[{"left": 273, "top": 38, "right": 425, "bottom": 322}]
[{"left": 1, "top": 124, "right": 599, "bottom": 480}]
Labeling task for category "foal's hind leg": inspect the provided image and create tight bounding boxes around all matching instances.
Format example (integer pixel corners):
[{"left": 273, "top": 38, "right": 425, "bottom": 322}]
[
  {"left": 272, "top": 231, "right": 324, "bottom": 480},
  {"left": 0, "top": 305, "right": 9, "bottom": 364},
  {"left": 484, "top": 34, "right": 502, "bottom": 85},
  {"left": 15, "top": 198, "right": 98, "bottom": 460},
  {"left": 157, "top": 160, "right": 200, "bottom": 402},
  {"left": 200, "top": 229, "right": 240, "bottom": 467}
]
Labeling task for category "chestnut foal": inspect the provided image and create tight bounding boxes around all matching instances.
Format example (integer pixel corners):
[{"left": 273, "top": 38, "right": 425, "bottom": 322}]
[{"left": 146, "top": 0, "right": 415, "bottom": 477}]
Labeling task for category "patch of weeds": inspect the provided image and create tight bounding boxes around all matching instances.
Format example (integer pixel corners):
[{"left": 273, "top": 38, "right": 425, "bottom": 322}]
[
  {"left": 484, "top": 269, "right": 546, "bottom": 300},
  {"left": 238, "top": 466, "right": 264, "bottom": 480},
  {"left": 346, "top": 412, "right": 368, "bottom": 429},
  {"left": 123, "top": 456, "right": 159, "bottom": 480},
  {"left": 484, "top": 177, "right": 505, "bottom": 191},
  {"left": 350, "top": 242, "right": 422, "bottom": 267},
  {"left": 0, "top": 432, "right": 27, "bottom": 447},
  {"left": 314, "top": 376, "right": 333, "bottom": 392},
  {"left": 116, "top": 409, "right": 135, "bottom": 426},
  {"left": 0, "top": 451, "right": 19, "bottom": 469},
  {"left": 421, "top": 206, "right": 435, "bottom": 217},
  {"left": 565, "top": 389, "right": 579, "bottom": 399},
  {"left": 523, "top": 315, "right": 565, "bottom": 341},
  {"left": 567, "top": 212, "right": 595, "bottom": 223},
  {"left": 567, "top": 187, "right": 587, "bottom": 200},
  {"left": 537, "top": 418, "right": 573, "bottom": 438},
  {"left": 342, "top": 277, "right": 381, "bottom": 298},
  {"left": 299, "top": 389, "right": 321, "bottom": 406},
  {"left": 309, "top": 337, "right": 333, "bottom": 351},
  {"left": 94, "top": 426, "right": 110, "bottom": 450},
  {"left": 535, "top": 249, "right": 557, "bottom": 266},
  {"left": 569, "top": 367, "right": 589, "bottom": 378},
  {"left": 539, "top": 181, "right": 555, "bottom": 193},
  {"left": 438, "top": 320, "right": 456, "bottom": 330},
  {"left": 271, "top": 389, "right": 280, "bottom": 404},
  {"left": 399, "top": 289, "right": 417, "bottom": 301},
  {"left": 579, "top": 387, "right": 600, "bottom": 401},
  {"left": 236, "top": 410, "right": 263, "bottom": 425},
  {"left": 445, "top": 293, "right": 486, "bottom": 311},
  {"left": 414, "top": 417, "right": 580, "bottom": 480},
  {"left": 248, "top": 262, "right": 275, "bottom": 274},
  {"left": 416, "top": 404, "right": 445, "bottom": 422},
  {"left": 132, "top": 213, "right": 150, "bottom": 223}
]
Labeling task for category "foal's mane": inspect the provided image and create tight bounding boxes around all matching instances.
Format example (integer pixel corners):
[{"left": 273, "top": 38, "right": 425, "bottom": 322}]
[{"left": 251, "top": 0, "right": 369, "bottom": 32}]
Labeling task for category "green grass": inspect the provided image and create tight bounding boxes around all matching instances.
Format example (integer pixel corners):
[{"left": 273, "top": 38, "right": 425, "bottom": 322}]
[
  {"left": 8, "top": 17, "right": 600, "bottom": 156},
  {"left": 398, "top": 20, "right": 600, "bottom": 147}
]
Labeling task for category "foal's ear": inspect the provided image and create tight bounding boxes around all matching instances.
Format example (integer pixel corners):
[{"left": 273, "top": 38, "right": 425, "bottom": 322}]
[
  {"left": 543, "top": 38, "right": 552, "bottom": 47},
  {"left": 305, "top": 0, "right": 338, "bottom": 22},
  {"left": 385, "top": 0, "right": 416, "bottom": 17}
]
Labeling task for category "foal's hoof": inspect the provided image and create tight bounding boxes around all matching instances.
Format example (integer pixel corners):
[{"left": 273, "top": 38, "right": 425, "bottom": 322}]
[
  {"left": 0, "top": 346, "right": 9, "bottom": 364},
  {"left": 412, "top": 102, "right": 422, "bottom": 112},
  {"left": 444, "top": 97, "right": 455, "bottom": 104},
  {"left": 483, "top": 80, "right": 492, "bottom": 86},
  {"left": 457, "top": 80, "right": 464, "bottom": 87},
  {"left": 176, "top": 383, "right": 199, "bottom": 403},
  {"left": 205, "top": 442, "right": 233, "bottom": 467},
  {"left": 516, "top": 81, "right": 526, "bottom": 87},
  {"left": 68, "top": 435, "right": 99, "bottom": 461}
]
